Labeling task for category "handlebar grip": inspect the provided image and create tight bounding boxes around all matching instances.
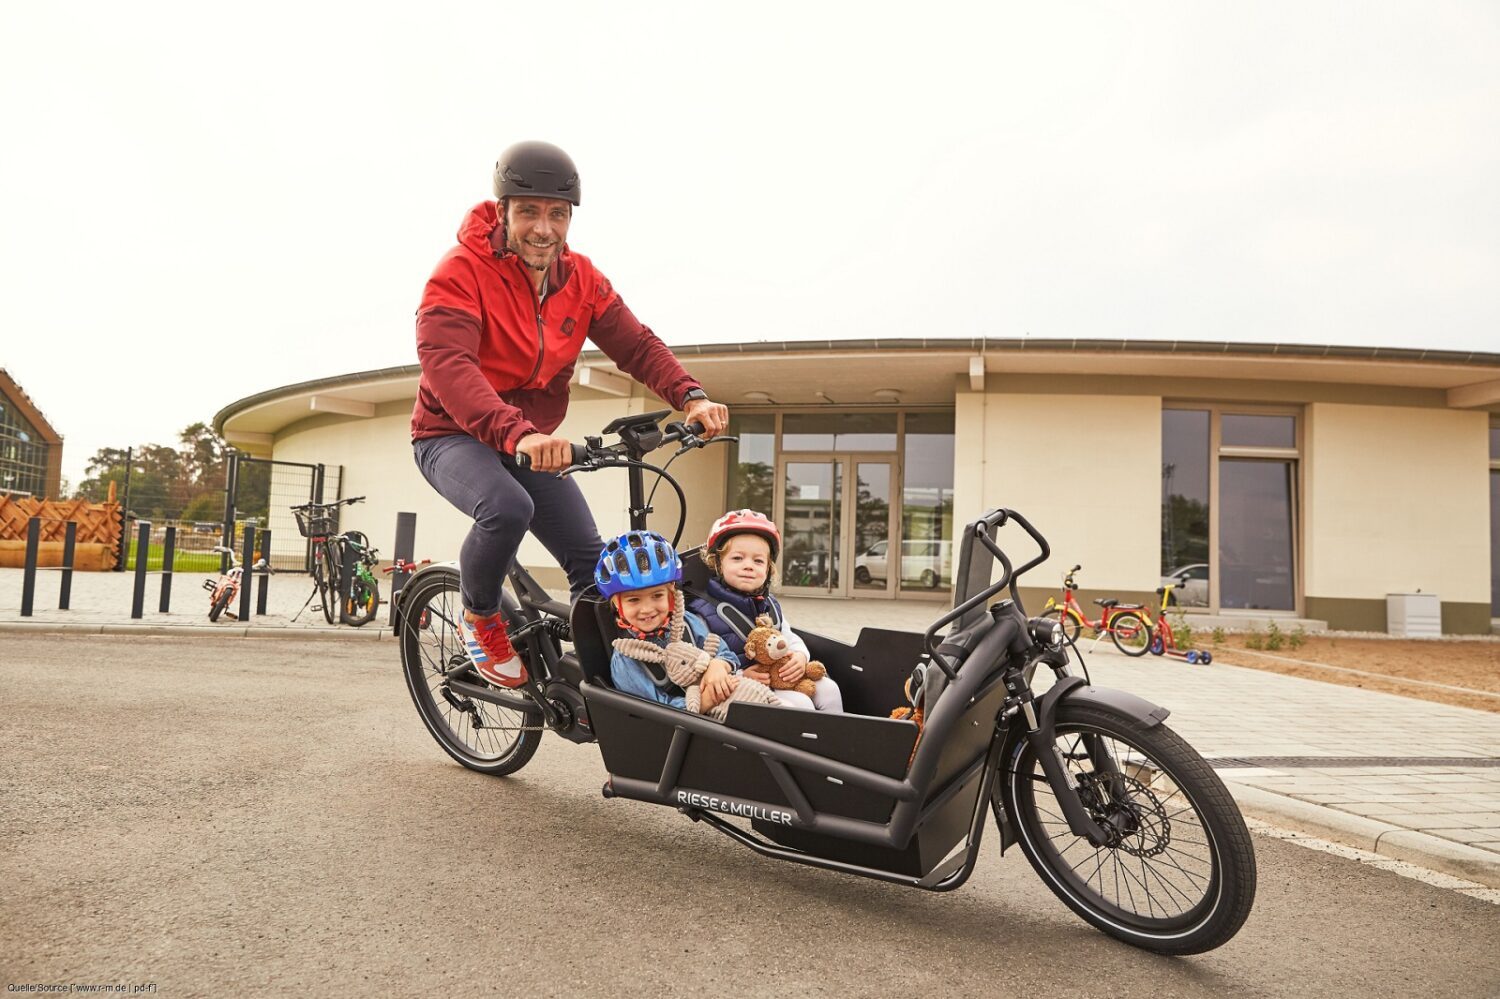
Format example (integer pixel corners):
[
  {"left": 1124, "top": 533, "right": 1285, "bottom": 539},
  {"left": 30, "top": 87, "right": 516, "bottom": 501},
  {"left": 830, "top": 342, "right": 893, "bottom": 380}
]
[
  {"left": 515, "top": 444, "right": 591, "bottom": 470},
  {"left": 685, "top": 420, "right": 705, "bottom": 436}
]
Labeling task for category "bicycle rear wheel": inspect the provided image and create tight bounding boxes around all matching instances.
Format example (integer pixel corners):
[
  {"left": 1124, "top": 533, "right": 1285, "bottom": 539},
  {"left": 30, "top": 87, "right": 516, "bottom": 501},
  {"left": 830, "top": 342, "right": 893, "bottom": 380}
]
[
  {"left": 314, "top": 542, "right": 338, "bottom": 625},
  {"left": 398, "top": 567, "right": 543, "bottom": 775},
  {"left": 1109, "top": 611, "right": 1152, "bottom": 657}
]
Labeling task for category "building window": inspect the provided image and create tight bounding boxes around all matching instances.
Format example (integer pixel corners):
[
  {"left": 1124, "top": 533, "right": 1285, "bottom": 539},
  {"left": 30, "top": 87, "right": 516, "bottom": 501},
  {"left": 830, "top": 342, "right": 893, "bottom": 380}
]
[
  {"left": 1162, "top": 404, "right": 1301, "bottom": 613},
  {"left": 723, "top": 410, "right": 953, "bottom": 597},
  {"left": 725, "top": 413, "right": 775, "bottom": 514},
  {"left": 899, "top": 411, "right": 954, "bottom": 593},
  {"left": 0, "top": 398, "right": 48, "bottom": 497}
]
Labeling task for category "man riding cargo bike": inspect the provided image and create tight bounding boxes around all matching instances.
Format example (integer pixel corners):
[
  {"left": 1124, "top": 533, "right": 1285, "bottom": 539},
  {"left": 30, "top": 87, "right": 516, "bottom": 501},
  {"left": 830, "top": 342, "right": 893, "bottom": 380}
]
[{"left": 410, "top": 139, "right": 727, "bottom": 687}]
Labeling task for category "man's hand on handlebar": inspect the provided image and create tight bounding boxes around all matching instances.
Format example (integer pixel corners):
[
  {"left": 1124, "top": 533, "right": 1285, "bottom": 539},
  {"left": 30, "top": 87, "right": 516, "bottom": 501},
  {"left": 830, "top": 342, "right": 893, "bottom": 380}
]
[
  {"left": 515, "top": 433, "right": 574, "bottom": 473},
  {"left": 683, "top": 397, "right": 729, "bottom": 439}
]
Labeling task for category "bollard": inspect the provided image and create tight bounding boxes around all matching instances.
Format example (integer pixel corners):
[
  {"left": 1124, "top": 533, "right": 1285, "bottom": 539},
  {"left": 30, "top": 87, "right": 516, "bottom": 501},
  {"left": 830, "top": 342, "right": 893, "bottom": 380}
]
[
  {"left": 158, "top": 525, "right": 176, "bottom": 613},
  {"left": 239, "top": 526, "right": 256, "bottom": 623},
  {"left": 340, "top": 539, "right": 357, "bottom": 625},
  {"left": 389, "top": 512, "right": 416, "bottom": 625},
  {"left": 21, "top": 517, "right": 40, "bottom": 617},
  {"left": 130, "top": 521, "right": 151, "bottom": 619},
  {"left": 59, "top": 522, "right": 76, "bottom": 610},
  {"left": 256, "top": 529, "right": 271, "bottom": 616}
]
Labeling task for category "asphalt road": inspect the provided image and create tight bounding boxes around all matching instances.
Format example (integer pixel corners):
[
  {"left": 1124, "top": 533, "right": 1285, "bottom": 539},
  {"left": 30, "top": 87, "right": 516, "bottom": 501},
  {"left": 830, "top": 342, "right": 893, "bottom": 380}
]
[{"left": 2, "top": 634, "right": 1497, "bottom": 999}]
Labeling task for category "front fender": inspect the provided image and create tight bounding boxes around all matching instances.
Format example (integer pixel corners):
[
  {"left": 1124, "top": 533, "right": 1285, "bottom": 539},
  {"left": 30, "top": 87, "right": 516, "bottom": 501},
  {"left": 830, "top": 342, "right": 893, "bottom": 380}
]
[{"left": 1036, "top": 675, "right": 1171, "bottom": 734}]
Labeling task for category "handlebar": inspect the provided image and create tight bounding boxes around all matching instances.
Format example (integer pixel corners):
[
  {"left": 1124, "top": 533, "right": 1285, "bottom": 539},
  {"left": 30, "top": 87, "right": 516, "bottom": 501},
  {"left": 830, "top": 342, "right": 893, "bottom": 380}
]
[
  {"left": 290, "top": 495, "right": 365, "bottom": 512},
  {"left": 514, "top": 419, "right": 717, "bottom": 473}
]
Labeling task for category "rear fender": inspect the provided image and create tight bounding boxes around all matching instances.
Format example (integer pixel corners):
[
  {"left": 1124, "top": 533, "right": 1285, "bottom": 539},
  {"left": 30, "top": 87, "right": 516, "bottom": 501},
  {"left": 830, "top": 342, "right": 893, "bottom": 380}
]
[{"left": 390, "top": 561, "right": 459, "bottom": 635}]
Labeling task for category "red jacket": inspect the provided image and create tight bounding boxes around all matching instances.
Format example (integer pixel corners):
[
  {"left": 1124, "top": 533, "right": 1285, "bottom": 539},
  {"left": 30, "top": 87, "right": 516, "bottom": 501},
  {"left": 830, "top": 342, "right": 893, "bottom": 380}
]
[{"left": 412, "top": 202, "right": 701, "bottom": 453}]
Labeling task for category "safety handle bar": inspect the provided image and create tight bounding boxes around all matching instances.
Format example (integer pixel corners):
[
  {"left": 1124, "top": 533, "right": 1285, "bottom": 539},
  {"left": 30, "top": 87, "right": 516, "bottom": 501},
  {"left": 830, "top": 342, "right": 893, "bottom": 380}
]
[{"left": 920, "top": 507, "right": 1052, "bottom": 670}]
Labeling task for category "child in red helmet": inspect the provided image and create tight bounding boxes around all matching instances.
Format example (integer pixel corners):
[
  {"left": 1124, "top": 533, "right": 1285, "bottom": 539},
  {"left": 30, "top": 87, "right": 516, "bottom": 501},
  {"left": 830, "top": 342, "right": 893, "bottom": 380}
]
[{"left": 688, "top": 510, "right": 844, "bottom": 713}]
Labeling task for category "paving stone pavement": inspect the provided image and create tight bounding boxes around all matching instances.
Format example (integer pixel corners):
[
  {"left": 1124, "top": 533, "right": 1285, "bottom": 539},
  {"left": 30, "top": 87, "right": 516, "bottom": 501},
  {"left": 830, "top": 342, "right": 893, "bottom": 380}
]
[{"left": 4, "top": 569, "right": 1498, "bottom": 886}]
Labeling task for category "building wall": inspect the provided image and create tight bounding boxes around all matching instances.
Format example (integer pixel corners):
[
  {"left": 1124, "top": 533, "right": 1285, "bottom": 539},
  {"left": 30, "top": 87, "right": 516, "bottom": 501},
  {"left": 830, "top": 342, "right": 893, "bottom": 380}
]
[
  {"left": 1304, "top": 402, "right": 1491, "bottom": 633},
  {"left": 955, "top": 381, "right": 1162, "bottom": 609},
  {"left": 269, "top": 391, "right": 720, "bottom": 593}
]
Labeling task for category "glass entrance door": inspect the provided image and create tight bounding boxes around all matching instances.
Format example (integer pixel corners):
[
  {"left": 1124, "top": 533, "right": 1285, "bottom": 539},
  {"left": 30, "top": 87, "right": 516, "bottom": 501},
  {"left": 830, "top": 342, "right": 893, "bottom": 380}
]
[{"left": 778, "top": 456, "right": 896, "bottom": 597}]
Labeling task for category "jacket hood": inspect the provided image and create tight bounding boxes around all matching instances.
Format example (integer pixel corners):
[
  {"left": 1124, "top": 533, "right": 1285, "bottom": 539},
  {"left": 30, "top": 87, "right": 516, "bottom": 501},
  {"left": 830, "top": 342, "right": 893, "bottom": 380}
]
[{"left": 457, "top": 201, "right": 572, "bottom": 271}]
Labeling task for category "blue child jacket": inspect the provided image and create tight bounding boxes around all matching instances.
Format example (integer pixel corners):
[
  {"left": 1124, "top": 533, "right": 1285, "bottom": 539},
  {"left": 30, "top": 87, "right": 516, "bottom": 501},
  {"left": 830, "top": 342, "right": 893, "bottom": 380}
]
[{"left": 609, "top": 609, "right": 741, "bottom": 708}]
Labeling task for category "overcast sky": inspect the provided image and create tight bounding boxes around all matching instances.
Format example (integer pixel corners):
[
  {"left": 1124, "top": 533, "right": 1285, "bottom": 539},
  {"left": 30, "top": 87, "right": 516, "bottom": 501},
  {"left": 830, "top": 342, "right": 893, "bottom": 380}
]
[{"left": 2, "top": 1, "right": 1496, "bottom": 490}]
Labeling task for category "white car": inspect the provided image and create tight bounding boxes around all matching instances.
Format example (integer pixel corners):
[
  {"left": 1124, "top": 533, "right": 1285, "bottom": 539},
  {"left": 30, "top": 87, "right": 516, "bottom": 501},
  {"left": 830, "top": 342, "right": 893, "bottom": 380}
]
[
  {"left": 854, "top": 540, "right": 951, "bottom": 589},
  {"left": 1161, "top": 563, "right": 1210, "bottom": 607}
]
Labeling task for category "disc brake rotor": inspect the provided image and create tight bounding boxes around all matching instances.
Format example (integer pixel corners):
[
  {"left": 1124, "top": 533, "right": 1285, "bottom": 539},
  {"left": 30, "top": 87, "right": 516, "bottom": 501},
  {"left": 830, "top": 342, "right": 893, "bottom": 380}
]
[{"left": 1077, "top": 771, "right": 1172, "bottom": 858}]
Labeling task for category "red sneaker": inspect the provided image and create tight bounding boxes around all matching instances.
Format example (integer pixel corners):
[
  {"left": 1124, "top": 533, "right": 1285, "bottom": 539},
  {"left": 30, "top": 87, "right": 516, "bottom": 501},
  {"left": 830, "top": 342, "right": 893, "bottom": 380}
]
[{"left": 462, "top": 612, "right": 529, "bottom": 688}]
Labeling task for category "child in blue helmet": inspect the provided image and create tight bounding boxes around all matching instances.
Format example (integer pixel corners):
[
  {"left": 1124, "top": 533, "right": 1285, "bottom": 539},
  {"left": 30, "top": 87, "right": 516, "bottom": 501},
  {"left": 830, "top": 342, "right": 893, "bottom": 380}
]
[{"left": 597, "top": 531, "right": 745, "bottom": 713}]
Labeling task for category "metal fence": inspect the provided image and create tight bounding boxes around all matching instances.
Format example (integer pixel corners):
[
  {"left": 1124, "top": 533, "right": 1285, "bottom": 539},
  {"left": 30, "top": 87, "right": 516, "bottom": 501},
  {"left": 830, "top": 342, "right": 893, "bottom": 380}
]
[{"left": 223, "top": 454, "right": 342, "bottom": 572}]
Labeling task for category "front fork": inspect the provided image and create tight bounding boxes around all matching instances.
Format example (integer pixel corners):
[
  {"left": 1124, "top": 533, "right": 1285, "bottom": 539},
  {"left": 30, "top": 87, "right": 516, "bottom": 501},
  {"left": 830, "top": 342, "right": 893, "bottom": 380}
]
[{"left": 1001, "top": 669, "right": 1115, "bottom": 847}]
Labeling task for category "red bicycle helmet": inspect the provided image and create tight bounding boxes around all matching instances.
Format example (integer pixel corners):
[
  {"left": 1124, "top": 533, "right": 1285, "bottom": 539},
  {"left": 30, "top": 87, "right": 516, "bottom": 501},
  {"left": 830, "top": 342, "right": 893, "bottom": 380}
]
[{"left": 706, "top": 509, "right": 781, "bottom": 560}]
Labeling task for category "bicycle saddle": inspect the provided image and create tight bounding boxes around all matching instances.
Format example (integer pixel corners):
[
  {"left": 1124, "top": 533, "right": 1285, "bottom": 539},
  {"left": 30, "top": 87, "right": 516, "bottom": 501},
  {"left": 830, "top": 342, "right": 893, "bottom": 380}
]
[{"left": 1094, "top": 598, "right": 1119, "bottom": 608}]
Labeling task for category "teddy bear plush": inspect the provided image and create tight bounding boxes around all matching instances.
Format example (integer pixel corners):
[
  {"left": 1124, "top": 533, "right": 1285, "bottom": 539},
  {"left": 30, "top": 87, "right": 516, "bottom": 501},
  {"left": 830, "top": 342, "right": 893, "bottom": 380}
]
[{"left": 742, "top": 615, "right": 828, "bottom": 698}]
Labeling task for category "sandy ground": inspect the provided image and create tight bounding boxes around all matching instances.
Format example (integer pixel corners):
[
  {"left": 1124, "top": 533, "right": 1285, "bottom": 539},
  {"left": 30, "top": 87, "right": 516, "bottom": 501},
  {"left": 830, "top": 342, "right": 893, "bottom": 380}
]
[{"left": 1195, "top": 633, "right": 1500, "bottom": 714}]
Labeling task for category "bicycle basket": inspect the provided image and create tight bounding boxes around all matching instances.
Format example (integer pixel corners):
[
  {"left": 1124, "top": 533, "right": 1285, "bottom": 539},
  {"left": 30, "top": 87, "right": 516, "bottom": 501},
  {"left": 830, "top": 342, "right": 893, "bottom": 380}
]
[{"left": 293, "top": 507, "right": 339, "bottom": 538}]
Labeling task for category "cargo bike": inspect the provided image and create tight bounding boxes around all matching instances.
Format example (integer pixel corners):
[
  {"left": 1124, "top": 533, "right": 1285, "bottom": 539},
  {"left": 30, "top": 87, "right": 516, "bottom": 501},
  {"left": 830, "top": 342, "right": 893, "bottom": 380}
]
[{"left": 393, "top": 411, "right": 1256, "bottom": 955}]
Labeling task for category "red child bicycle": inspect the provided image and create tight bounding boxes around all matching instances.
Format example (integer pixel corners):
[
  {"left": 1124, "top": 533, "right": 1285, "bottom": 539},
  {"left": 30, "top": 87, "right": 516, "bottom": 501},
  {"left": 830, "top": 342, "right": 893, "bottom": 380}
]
[{"left": 1041, "top": 564, "right": 1154, "bottom": 656}]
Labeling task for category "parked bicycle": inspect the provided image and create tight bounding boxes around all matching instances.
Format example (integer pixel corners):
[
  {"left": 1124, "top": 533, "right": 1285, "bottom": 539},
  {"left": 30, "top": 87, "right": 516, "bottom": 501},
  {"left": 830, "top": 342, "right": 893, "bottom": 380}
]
[
  {"left": 1041, "top": 564, "right": 1153, "bottom": 656},
  {"left": 290, "top": 496, "right": 380, "bottom": 626},
  {"left": 202, "top": 544, "right": 269, "bottom": 622},
  {"left": 391, "top": 410, "right": 1256, "bottom": 954}
]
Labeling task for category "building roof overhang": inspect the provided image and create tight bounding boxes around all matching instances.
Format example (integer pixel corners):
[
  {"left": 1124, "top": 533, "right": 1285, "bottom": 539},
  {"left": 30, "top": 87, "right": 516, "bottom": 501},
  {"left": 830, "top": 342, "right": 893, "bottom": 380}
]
[
  {"left": 214, "top": 338, "right": 1500, "bottom": 451},
  {"left": 0, "top": 368, "right": 64, "bottom": 445}
]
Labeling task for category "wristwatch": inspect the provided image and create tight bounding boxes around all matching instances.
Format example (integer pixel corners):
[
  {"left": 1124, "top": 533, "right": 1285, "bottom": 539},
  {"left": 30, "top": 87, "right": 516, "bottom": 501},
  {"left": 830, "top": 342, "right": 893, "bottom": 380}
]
[{"left": 680, "top": 388, "right": 709, "bottom": 406}]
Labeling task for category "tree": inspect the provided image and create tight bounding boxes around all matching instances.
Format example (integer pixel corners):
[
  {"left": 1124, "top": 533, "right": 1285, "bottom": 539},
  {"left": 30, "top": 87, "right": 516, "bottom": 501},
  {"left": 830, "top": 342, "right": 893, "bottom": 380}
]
[{"left": 72, "top": 421, "right": 232, "bottom": 519}]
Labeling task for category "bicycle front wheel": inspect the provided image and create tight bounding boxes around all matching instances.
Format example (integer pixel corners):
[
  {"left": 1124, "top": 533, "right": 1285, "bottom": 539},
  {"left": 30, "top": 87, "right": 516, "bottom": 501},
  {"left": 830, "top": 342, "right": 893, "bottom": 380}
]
[
  {"left": 1003, "top": 701, "right": 1257, "bottom": 954},
  {"left": 344, "top": 571, "right": 380, "bottom": 627},
  {"left": 1109, "top": 611, "right": 1152, "bottom": 657},
  {"left": 398, "top": 567, "right": 543, "bottom": 776}
]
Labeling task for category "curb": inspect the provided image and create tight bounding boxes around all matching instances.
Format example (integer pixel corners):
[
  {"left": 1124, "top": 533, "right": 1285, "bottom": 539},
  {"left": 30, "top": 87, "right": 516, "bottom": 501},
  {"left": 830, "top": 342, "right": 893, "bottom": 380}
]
[
  {"left": 0, "top": 621, "right": 389, "bottom": 641},
  {"left": 1225, "top": 780, "right": 1500, "bottom": 888}
]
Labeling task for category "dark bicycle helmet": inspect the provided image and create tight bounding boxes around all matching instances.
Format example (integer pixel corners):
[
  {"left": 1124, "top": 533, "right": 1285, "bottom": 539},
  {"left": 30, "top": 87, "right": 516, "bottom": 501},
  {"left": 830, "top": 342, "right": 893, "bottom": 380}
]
[
  {"left": 493, "top": 140, "right": 581, "bottom": 205},
  {"left": 595, "top": 531, "right": 681, "bottom": 597}
]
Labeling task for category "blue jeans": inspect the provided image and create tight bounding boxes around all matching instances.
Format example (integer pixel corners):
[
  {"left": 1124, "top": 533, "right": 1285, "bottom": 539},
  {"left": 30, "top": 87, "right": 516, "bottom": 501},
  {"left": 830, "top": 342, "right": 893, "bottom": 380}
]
[{"left": 412, "top": 434, "right": 604, "bottom": 615}]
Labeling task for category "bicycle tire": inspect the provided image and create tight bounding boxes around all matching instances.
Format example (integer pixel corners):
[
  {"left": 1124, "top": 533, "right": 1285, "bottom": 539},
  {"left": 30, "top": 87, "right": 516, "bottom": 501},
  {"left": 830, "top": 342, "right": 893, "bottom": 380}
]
[
  {"left": 208, "top": 587, "right": 232, "bottom": 622},
  {"left": 344, "top": 570, "right": 380, "bottom": 627},
  {"left": 398, "top": 567, "right": 543, "bottom": 776},
  {"left": 1003, "top": 701, "right": 1257, "bottom": 954},
  {"left": 1109, "top": 611, "right": 1152, "bottom": 657},
  {"left": 314, "top": 543, "right": 338, "bottom": 625}
]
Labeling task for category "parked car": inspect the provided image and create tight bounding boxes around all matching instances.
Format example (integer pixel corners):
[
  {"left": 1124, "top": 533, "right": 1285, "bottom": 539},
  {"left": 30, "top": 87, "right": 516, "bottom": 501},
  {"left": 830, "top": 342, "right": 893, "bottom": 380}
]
[
  {"left": 854, "top": 539, "right": 951, "bottom": 589},
  {"left": 1161, "top": 563, "right": 1210, "bottom": 607}
]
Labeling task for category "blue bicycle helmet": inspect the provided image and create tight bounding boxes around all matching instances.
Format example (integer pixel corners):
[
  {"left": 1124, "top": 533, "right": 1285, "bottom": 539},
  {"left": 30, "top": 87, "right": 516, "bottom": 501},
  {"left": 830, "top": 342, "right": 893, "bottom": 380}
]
[{"left": 594, "top": 531, "right": 682, "bottom": 597}]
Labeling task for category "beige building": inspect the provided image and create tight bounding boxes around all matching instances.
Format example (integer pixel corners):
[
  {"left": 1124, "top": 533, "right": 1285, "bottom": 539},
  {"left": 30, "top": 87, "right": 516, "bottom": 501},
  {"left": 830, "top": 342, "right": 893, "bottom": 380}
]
[{"left": 215, "top": 339, "right": 1500, "bottom": 634}]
